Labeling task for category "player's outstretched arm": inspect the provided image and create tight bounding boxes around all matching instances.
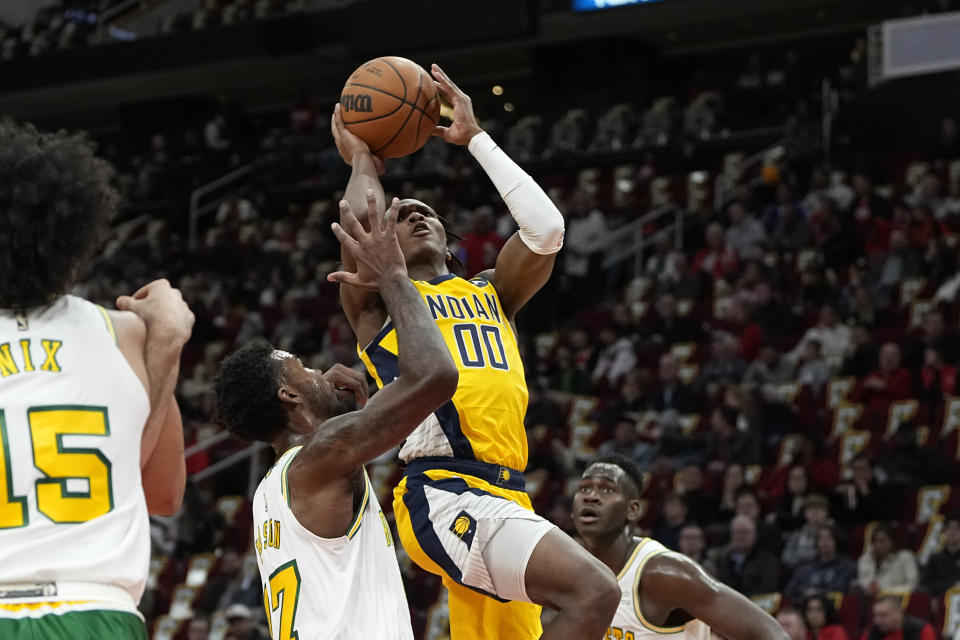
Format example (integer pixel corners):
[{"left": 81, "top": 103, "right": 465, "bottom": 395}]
[
  {"left": 642, "top": 553, "right": 790, "bottom": 640},
  {"left": 293, "top": 197, "right": 458, "bottom": 483},
  {"left": 431, "top": 63, "right": 565, "bottom": 319},
  {"left": 331, "top": 105, "right": 388, "bottom": 346},
  {"left": 113, "top": 279, "right": 194, "bottom": 515}
]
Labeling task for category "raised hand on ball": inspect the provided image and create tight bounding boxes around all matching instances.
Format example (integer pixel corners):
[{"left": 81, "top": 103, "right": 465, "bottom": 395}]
[{"left": 430, "top": 64, "right": 484, "bottom": 146}]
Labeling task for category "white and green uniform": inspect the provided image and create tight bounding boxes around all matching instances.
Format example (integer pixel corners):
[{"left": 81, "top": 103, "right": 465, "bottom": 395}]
[
  {"left": 0, "top": 296, "right": 151, "bottom": 637},
  {"left": 253, "top": 447, "right": 413, "bottom": 640},
  {"left": 607, "top": 537, "right": 712, "bottom": 640}
]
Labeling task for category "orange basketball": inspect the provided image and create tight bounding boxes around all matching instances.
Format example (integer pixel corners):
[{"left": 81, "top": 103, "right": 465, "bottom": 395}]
[{"left": 340, "top": 56, "right": 441, "bottom": 159}]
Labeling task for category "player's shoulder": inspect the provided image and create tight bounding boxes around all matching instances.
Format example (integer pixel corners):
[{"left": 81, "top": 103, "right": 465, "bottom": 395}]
[
  {"left": 642, "top": 548, "right": 711, "bottom": 588},
  {"left": 469, "top": 269, "right": 496, "bottom": 290}
]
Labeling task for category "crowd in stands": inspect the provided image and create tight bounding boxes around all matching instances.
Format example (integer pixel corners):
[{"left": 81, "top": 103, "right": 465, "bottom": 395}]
[{"left": 0, "top": 2, "right": 950, "bottom": 638}]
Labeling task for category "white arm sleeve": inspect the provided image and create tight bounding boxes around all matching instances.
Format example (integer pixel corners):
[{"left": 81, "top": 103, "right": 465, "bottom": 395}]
[{"left": 468, "top": 131, "right": 565, "bottom": 255}]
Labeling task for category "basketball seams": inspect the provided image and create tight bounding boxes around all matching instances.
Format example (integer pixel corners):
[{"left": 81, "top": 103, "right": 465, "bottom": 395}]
[
  {"left": 341, "top": 82, "right": 438, "bottom": 124},
  {"left": 378, "top": 57, "right": 409, "bottom": 102},
  {"left": 372, "top": 71, "right": 423, "bottom": 155}
]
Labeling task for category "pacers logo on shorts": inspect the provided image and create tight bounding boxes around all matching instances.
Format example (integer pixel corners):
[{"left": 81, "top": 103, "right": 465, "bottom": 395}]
[{"left": 449, "top": 511, "right": 477, "bottom": 549}]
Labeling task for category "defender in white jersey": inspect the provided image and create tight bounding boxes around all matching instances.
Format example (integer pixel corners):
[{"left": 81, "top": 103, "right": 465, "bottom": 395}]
[
  {"left": 0, "top": 120, "right": 193, "bottom": 639},
  {"left": 213, "top": 196, "right": 458, "bottom": 640},
  {"left": 572, "top": 455, "right": 788, "bottom": 640}
]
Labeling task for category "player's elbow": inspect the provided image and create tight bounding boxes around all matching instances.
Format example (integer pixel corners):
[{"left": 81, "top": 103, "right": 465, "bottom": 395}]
[
  {"left": 421, "top": 363, "right": 459, "bottom": 405},
  {"left": 146, "top": 483, "right": 185, "bottom": 516}
]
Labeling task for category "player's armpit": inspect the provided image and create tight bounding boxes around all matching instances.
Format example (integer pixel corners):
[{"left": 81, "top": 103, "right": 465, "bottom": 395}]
[
  {"left": 488, "top": 232, "right": 559, "bottom": 319},
  {"left": 642, "top": 553, "right": 788, "bottom": 640}
]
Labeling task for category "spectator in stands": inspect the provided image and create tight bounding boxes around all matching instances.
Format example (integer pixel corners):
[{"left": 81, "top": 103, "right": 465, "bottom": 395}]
[
  {"left": 717, "top": 463, "right": 746, "bottom": 521},
  {"left": 796, "top": 339, "right": 832, "bottom": 393},
  {"left": 743, "top": 341, "right": 794, "bottom": 392},
  {"left": 562, "top": 189, "right": 607, "bottom": 307},
  {"left": 703, "top": 406, "right": 762, "bottom": 469},
  {"left": 548, "top": 345, "right": 592, "bottom": 394},
  {"left": 725, "top": 201, "right": 767, "bottom": 260},
  {"left": 649, "top": 352, "right": 699, "bottom": 414},
  {"left": 697, "top": 332, "right": 748, "bottom": 396},
  {"left": 592, "top": 326, "right": 638, "bottom": 391},
  {"left": 843, "top": 286, "right": 880, "bottom": 329},
  {"left": 882, "top": 422, "right": 952, "bottom": 487},
  {"left": 930, "top": 116, "right": 960, "bottom": 161},
  {"left": 803, "top": 594, "right": 851, "bottom": 640},
  {"left": 922, "top": 514, "right": 960, "bottom": 597},
  {"left": 187, "top": 617, "right": 210, "bottom": 640},
  {"left": 733, "top": 487, "right": 783, "bottom": 556},
  {"left": 906, "top": 309, "right": 956, "bottom": 368},
  {"left": 788, "top": 304, "right": 853, "bottom": 371},
  {"left": 861, "top": 595, "right": 936, "bottom": 640},
  {"left": 693, "top": 223, "right": 739, "bottom": 278},
  {"left": 750, "top": 281, "right": 794, "bottom": 339},
  {"left": 197, "top": 550, "right": 261, "bottom": 615},
  {"left": 461, "top": 205, "right": 504, "bottom": 276},
  {"left": 836, "top": 455, "right": 892, "bottom": 524},
  {"left": 857, "top": 524, "right": 919, "bottom": 595},
  {"left": 658, "top": 250, "right": 702, "bottom": 300},
  {"left": 772, "top": 465, "right": 813, "bottom": 533},
  {"left": 678, "top": 523, "right": 707, "bottom": 565},
  {"left": 842, "top": 325, "right": 879, "bottom": 377},
  {"left": 653, "top": 493, "right": 689, "bottom": 551},
  {"left": 714, "top": 514, "right": 780, "bottom": 597},
  {"left": 875, "top": 229, "right": 924, "bottom": 295},
  {"left": 784, "top": 525, "right": 857, "bottom": 599},
  {"left": 648, "top": 293, "right": 703, "bottom": 347},
  {"left": 777, "top": 607, "right": 809, "bottom": 640},
  {"left": 856, "top": 342, "right": 912, "bottom": 403},
  {"left": 782, "top": 494, "right": 834, "bottom": 570},
  {"left": 674, "top": 463, "right": 717, "bottom": 525},
  {"left": 597, "top": 416, "right": 655, "bottom": 468},
  {"left": 224, "top": 603, "right": 269, "bottom": 640}
]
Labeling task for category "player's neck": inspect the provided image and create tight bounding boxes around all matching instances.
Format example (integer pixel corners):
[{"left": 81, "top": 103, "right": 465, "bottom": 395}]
[
  {"left": 406, "top": 262, "right": 450, "bottom": 282},
  {"left": 583, "top": 529, "right": 638, "bottom": 576}
]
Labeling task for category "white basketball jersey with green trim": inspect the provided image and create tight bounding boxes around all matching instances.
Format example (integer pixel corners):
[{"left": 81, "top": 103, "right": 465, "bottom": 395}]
[
  {"left": 0, "top": 296, "right": 151, "bottom": 607},
  {"left": 253, "top": 447, "right": 413, "bottom": 640},
  {"left": 607, "top": 537, "right": 712, "bottom": 640}
]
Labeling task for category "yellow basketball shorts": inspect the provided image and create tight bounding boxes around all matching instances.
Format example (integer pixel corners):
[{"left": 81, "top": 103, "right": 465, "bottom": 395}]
[{"left": 394, "top": 457, "right": 554, "bottom": 640}]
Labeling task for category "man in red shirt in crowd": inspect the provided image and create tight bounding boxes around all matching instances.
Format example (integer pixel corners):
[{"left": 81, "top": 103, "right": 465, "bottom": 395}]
[
  {"left": 861, "top": 596, "right": 936, "bottom": 640},
  {"left": 856, "top": 342, "right": 912, "bottom": 402}
]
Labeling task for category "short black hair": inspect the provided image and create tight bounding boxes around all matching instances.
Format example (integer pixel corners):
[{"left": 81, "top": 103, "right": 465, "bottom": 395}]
[
  {"left": 0, "top": 120, "right": 119, "bottom": 308},
  {"left": 803, "top": 595, "right": 840, "bottom": 625},
  {"left": 213, "top": 339, "right": 288, "bottom": 444},
  {"left": 590, "top": 453, "right": 644, "bottom": 498}
]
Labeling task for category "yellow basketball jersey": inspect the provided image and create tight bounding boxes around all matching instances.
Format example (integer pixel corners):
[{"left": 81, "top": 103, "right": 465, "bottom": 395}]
[{"left": 359, "top": 274, "right": 528, "bottom": 470}]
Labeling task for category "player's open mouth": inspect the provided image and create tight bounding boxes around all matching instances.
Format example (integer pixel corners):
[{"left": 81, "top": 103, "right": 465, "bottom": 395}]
[
  {"left": 577, "top": 508, "right": 600, "bottom": 523},
  {"left": 412, "top": 222, "right": 430, "bottom": 236}
]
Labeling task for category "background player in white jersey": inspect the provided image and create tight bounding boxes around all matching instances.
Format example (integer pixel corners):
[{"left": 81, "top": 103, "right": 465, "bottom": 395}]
[
  {"left": 573, "top": 454, "right": 789, "bottom": 640},
  {"left": 0, "top": 120, "right": 194, "bottom": 638},
  {"left": 213, "top": 196, "right": 459, "bottom": 640}
]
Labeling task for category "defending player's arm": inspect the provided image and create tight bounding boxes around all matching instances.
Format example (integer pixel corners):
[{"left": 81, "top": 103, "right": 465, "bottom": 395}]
[
  {"left": 292, "top": 196, "right": 458, "bottom": 483},
  {"left": 113, "top": 279, "right": 194, "bottom": 515},
  {"left": 642, "top": 553, "right": 789, "bottom": 640},
  {"left": 331, "top": 106, "right": 389, "bottom": 345},
  {"left": 430, "top": 64, "right": 565, "bottom": 319}
]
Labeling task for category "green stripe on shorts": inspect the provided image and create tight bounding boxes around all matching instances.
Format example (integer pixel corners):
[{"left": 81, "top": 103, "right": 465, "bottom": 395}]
[{"left": 0, "top": 609, "right": 147, "bottom": 640}]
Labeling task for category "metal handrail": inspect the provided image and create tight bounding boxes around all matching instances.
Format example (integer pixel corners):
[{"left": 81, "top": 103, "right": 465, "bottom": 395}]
[
  {"left": 188, "top": 155, "right": 272, "bottom": 250},
  {"left": 183, "top": 429, "right": 231, "bottom": 458},
  {"left": 189, "top": 441, "right": 269, "bottom": 498},
  {"left": 713, "top": 140, "right": 785, "bottom": 212},
  {"left": 600, "top": 203, "right": 682, "bottom": 273}
]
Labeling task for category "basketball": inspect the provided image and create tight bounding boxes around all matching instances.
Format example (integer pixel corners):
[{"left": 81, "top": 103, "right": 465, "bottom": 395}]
[{"left": 340, "top": 56, "right": 441, "bottom": 159}]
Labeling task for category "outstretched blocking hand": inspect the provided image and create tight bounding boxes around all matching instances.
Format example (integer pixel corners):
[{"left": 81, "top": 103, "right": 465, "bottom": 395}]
[
  {"left": 330, "top": 104, "right": 386, "bottom": 174},
  {"left": 431, "top": 63, "right": 484, "bottom": 146},
  {"left": 328, "top": 193, "right": 406, "bottom": 291}
]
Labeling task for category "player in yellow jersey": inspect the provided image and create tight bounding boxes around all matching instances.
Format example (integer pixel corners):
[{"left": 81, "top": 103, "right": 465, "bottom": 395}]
[
  {"left": 329, "top": 64, "right": 620, "bottom": 640},
  {"left": 572, "top": 454, "right": 789, "bottom": 640}
]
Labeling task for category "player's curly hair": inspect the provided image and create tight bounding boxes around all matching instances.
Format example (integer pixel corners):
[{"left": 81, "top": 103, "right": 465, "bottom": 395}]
[
  {"left": 213, "top": 339, "right": 289, "bottom": 444},
  {"left": 0, "top": 120, "right": 120, "bottom": 308},
  {"left": 592, "top": 453, "right": 645, "bottom": 498}
]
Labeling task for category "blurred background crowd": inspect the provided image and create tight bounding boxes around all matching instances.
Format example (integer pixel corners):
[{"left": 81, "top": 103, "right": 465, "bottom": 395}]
[{"left": 5, "top": 0, "right": 960, "bottom": 639}]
